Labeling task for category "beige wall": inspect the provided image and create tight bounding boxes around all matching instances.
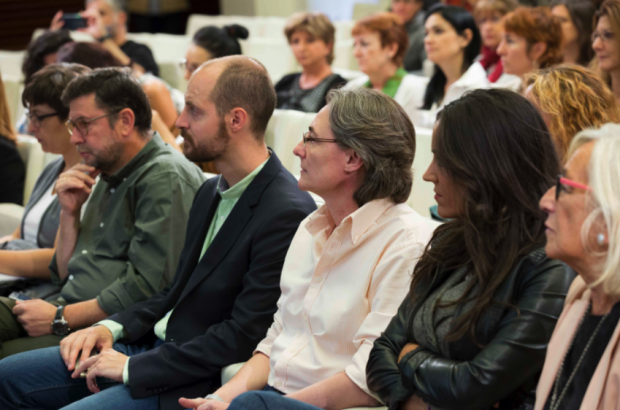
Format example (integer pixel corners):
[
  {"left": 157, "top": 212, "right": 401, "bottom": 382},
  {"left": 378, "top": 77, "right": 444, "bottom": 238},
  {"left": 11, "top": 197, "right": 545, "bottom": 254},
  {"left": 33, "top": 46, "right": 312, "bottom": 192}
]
[{"left": 221, "top": 0, "right": 307, "bottom": 17}]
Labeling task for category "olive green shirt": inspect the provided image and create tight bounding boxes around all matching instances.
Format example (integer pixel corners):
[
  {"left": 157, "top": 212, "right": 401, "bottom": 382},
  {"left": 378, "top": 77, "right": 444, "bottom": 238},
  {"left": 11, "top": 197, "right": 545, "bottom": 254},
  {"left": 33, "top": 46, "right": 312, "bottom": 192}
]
[{"left": 49, "top": 133, "right": 206, "bottom": 315}]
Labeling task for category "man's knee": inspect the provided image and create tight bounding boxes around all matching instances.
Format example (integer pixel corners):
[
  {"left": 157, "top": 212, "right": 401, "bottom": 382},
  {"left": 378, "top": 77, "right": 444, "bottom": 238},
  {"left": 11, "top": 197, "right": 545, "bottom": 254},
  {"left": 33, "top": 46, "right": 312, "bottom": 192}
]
[{"left": 229, "top": 391, "right": 280, "bottom": 410}]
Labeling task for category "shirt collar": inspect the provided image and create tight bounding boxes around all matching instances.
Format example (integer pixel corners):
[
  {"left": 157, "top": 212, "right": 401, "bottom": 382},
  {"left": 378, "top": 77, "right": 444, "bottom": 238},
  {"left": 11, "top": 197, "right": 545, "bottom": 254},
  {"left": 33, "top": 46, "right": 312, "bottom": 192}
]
[
  {"left": 103, "top": 132, "right": 163, "bottom": 188},
  {"left": 364, "top": 68, "right": 408, "bottom": 99},
  {"left": 217, "top": 156, "right": 270, "bottom": 200},
  {"left": 305, "top": 198, "right": 394, "bottom": 245},
  {"left": 452, "top": 62, "right": 487, "bottom": 89}
]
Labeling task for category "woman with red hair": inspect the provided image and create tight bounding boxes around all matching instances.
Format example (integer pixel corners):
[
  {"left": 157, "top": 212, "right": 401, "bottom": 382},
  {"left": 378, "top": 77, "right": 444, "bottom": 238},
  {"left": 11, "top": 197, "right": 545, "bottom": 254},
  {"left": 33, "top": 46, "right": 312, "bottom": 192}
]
[{"left": 497, "top": 7, "right": 563, "bottom": 88}]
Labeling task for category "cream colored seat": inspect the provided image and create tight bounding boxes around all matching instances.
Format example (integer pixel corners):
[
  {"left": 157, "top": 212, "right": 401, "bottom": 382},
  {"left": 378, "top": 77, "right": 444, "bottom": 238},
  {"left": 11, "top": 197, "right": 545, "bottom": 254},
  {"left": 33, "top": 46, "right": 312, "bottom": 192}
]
[
  {"left": 265, "top": 109, "right": 316, "bottom": 175},
  {"left": 407, "top": 127, "right": 435, "bottom": 217},
  {"left": 239, "top": 38, "right": 297, "bottom": 82},
  {"left": 2, "top": 75, "right": 24, "bottom": 127}
]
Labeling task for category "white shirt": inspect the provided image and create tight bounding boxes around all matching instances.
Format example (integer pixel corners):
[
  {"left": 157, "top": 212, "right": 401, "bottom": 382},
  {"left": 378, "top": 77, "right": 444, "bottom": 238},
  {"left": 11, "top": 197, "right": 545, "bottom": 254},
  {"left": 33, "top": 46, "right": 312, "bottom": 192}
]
[
  {"left": 490, "top": 73, "right": 522, "bottom": 92},
  {"left": 255, "top": 198, "right": 438, "bottom": 399},
  {"left": 22, "top": 183, "right": 56, "bottom": 246}
]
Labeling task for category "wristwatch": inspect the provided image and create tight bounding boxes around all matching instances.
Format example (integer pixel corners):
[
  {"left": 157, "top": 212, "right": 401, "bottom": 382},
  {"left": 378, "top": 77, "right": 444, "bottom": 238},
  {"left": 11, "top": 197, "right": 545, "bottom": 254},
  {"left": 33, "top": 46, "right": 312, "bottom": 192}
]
[{"left": 51, "top": 306, "right": 71, "bottom": 336}]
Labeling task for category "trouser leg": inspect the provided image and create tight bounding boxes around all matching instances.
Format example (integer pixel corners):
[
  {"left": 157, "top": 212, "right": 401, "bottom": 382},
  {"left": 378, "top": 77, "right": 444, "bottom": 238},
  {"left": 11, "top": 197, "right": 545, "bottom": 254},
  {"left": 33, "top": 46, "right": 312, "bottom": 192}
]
[
  {"left": 0, "top": 296, "right": 27, "bottom": 357},
  {"left": 60, "top": 384, "right": 159, "bottom": 410},
  {"left": 228, "top": 391, "right": 323, "bottom": 410}
]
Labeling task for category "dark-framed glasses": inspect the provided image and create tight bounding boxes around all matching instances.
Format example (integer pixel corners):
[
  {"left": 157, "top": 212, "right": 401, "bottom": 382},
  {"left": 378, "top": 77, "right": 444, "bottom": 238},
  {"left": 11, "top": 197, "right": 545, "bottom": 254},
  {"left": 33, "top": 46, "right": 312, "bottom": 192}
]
[
  {"left": 65, "top": 112, "right": 118, "bottom": 137},
  {"left": 302, "top": 131, "right": 338, "bottom": 147},
  {"left": 27, "top": 111, "right": 59, "bottom": 128},
  {"left": 592, "top": 30, "right": 614, "bottom": 43},
  {"left": 555, "top": 175, "right": 592, "bottom": 201}
]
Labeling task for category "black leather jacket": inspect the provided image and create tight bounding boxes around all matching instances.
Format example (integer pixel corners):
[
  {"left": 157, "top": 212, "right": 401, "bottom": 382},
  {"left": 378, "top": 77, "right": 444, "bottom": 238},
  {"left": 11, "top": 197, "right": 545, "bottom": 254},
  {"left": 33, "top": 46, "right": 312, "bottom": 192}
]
[{"left": 366, "top": 248, "right": 576, "bottom": 410}]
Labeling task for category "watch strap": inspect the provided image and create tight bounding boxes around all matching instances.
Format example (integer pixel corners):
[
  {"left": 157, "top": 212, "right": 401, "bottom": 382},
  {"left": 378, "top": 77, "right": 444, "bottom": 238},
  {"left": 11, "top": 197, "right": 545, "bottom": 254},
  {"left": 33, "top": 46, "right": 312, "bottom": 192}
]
[{"left": 205, "top": 394, "right": 225, "bottom": 403}]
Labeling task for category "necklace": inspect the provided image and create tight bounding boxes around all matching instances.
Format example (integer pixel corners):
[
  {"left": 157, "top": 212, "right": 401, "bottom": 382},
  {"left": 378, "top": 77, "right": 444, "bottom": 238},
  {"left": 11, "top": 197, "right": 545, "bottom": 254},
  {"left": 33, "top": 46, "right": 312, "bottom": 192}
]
[{"left": 548, "top": 301, "right": 611, "bottom": 410}]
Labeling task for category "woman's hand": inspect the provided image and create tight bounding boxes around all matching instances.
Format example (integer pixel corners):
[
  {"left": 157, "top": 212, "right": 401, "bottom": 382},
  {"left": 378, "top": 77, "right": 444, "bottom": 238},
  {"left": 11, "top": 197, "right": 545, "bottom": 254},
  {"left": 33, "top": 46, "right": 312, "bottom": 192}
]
[{"left": 398, "top": 343, "right": 420, "bottom": 363}]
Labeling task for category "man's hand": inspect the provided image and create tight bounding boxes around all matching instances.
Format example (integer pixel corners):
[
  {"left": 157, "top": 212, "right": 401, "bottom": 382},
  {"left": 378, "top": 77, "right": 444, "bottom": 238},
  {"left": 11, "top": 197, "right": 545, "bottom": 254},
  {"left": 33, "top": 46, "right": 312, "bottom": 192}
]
[
  {"left": 398, "top": 343, "right": 420, "bottom": 363},
  {"left": 12, "top": 299, "right": 57, "bottom": 337},
  {"left": 73, "top": 349, "right": 128, "bottom": 393},
  {"left": 55, "top": 164, "right": 100, "bottom": 215},
  {"left": 178, "top": 398, "right": 229, "bottom": 410},
  {"left": 50, "top": 10, "right": 65, "bottom": 30},
  {"left": 79, "top": 7, "right": 107, "bottom": 39},
  {"left": 60, "top": 326, "right": 114, "bottom": 371}
]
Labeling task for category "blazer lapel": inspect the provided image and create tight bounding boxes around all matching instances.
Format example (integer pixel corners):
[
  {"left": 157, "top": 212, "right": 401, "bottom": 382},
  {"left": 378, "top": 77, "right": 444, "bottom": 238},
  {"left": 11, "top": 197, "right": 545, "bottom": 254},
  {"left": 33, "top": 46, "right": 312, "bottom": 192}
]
[
  {"left": 175, "top": 152, "right": 283, "bottom": 304},
  {"left": 535, "top": 292, "right": 590, "bottom": 410}
]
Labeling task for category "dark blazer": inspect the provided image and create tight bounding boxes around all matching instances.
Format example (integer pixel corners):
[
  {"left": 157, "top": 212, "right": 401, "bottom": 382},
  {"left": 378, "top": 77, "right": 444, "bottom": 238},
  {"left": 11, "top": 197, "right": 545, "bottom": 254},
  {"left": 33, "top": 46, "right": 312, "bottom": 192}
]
[
  {"left": 366, "top": 247, "right": 576, "bottom": 410},
  {"left": 107, "top": 152, "right": 316, "bottom": 410},
  {"left": 0, "top": 136, "right": 25, "bottom": 205}
]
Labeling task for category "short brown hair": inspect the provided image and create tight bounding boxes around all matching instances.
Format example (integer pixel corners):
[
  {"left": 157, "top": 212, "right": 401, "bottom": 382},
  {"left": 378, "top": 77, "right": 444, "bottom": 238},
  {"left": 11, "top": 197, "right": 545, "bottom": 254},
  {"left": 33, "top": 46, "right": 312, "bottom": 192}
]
[
  {"left": 326, "top": 88, "right": 415, "bottom": 206},
  {"left": 525, "top": 64, "right": 620, "bottom": 164},
  {"left": 284, "top": 12, "right": 336, "bottom": 65},
  {"left": 352, "top": 12, "right": 409, "bottom": 66},
  {"left": 209, "top": 57, "right": 276, "bottom": 138},
  {"left": 502, "top": 7, "right": 563, "bottom": 69},
  {"left": 474, "top": 0, "right": 518, "bottom": 21},
  {"left": 22, "top": 63, "right": 91, "bottom": 121}
]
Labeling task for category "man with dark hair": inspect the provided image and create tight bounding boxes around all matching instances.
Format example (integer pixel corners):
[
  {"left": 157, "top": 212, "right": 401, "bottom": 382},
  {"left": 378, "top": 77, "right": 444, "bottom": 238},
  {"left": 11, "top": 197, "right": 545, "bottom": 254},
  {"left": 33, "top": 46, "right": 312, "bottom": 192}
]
[
  {"left": 0, "top": 67, "right": 205, "bottom": 358},
  {"left": 0, "top": 56, "right": 316, "bottom": 410},
  {"left": 51, "top": 0, "right": 159, "bottom": 76}
]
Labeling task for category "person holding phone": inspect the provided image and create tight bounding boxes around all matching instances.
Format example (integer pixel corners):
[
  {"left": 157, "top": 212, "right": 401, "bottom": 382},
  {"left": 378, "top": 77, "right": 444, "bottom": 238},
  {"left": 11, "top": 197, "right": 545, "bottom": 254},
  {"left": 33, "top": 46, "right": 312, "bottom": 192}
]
[{"left": 50, "top": 0, "right": 159, "bottom": 77}]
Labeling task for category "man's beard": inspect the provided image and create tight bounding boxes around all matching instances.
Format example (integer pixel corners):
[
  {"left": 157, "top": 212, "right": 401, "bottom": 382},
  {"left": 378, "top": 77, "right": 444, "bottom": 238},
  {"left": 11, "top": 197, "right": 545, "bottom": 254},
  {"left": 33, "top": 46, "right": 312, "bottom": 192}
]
[
  {"left": 79, "top": 140, "right": 124, "bottom": 176},
  {"left": 181, "top": 119, "right": 230, "bottom": 163}
]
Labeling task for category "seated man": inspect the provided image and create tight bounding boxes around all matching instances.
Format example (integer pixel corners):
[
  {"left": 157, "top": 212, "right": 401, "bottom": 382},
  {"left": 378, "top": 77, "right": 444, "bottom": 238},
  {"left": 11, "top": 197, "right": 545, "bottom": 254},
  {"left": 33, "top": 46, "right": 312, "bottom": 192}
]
[
  {"left": 180, "top": 88, "right": 439, "bottom": 410},
  {"left": 0, "top": 56, "right": 316, "bottom": 410},
  {"left": 52, "top": 0, "right": 159, "bottom": 76},
  {"left": 0, "top": 67, "right": 205, "bottom": 358}
]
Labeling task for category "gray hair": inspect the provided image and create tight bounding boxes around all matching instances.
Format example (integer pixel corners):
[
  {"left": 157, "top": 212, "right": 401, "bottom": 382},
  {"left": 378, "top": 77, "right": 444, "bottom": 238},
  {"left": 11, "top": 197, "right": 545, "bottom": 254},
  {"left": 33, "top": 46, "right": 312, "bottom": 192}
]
[
  {"left": 569, "top": 123, "right": 620, "bottom": 296},
  {"left": 86, "top": 0, "right": 126, "bottom": 12},
  {"left": 326, "top": 88, "right": 415, "bottom": 206}
]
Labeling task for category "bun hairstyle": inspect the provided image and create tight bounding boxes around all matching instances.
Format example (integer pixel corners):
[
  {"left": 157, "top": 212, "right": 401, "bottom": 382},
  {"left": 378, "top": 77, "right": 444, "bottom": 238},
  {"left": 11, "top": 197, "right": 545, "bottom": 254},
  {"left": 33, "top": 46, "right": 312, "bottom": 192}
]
[{"left": 192, "top": 24, "right": 249, "bottom": 58}]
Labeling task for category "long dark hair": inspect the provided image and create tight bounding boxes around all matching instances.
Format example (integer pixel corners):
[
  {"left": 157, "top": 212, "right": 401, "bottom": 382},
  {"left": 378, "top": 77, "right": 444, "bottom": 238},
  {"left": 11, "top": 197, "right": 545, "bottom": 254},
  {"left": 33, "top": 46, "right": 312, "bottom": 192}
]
[
  {"left": 56, "top": 42, "right": 123, "bottom": 69},
  {"left": 22, "top": 30, "right": 73, "bottom": 83},
  {"left": 551, "top": 0, "right": 595, "bottom": 66},
  {"left": 192, "top": 24, "right": 249, "bottom": 58},
  {"left": 422, "top": 5, "right": 481, "bottom": 110},
  {"left": 409, "top": 89, "right": 559, "bottom": 345}
]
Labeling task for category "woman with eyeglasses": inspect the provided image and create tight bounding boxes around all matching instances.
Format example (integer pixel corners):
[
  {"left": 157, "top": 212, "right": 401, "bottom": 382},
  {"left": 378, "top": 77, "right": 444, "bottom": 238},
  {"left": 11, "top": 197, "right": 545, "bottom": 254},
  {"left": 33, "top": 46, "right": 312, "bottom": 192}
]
[
  {"left": 593, "top": 0, "right": 620, "bottom": 101},
  {"left": 535, "top": 124, "right": 620, "bottom": 410},
  {"left": 366, "top": 89, "right": 575, "bottom": 410},
  {"left": 0, "top": 64, "right": 87, "bottom": 287},
  {"left": 182, "top": 24, "right": 248, "bottom": 81}
]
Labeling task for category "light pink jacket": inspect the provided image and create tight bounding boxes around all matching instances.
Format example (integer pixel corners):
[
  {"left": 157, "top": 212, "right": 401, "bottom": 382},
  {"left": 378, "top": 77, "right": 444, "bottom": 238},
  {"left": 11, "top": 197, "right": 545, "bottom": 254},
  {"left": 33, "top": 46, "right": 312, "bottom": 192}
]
[{"left": 534, "top": 276, "right": 620, "bottom": 410}]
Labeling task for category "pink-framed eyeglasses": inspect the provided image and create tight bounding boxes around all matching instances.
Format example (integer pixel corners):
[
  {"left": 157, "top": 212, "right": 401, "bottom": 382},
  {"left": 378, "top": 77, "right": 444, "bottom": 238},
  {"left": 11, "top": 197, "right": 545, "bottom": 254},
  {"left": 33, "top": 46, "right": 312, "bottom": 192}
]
[{"left": 556, "top": 175, "right": 591, "bottom": 201}]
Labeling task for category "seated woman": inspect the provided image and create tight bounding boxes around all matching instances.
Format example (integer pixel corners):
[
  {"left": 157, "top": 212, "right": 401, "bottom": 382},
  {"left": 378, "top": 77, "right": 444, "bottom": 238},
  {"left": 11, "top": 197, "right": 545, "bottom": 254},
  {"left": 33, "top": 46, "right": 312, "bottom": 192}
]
[
  {"left": 365, "top": 89, "right": 575, "bottom": 410},
  {"left": 275, "top": 12, "right": 347, "bottom": 113},
  {"left": 182, "top": 24, "right": 248, "bottom": 80},
  {"left": 593, "top": 0, "right": 620, "bottom": 101},
  {"left": 474, "top": 0, "right": 520, "bottom": 89},
  {"left": 0, "top": 64, "right": 86, "bottom": 286},
  {"left": 497, "top": 7, "right": 562, "bottom": 90},
  {"left": 525, "top": 64, "right": 620, "bottom": 164},
  {"left": 0, "top": 73, "right": 25, "bottom": 205},
  {"left": 179, "top": 88, "right": 438, "bottom": 410},
  {"left": 551, "top": 0, "right": 595, "bottom": 66},
  {"left": 535, "top": 124, "right": 620, "bottom": 409}
]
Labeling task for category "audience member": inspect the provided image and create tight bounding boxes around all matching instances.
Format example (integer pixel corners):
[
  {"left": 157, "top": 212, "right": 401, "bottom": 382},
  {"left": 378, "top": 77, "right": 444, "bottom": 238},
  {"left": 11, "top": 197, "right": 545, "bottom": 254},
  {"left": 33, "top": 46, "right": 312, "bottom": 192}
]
[
  {"left": 391, "top": 0, "right": 427, "bottom": 72},
  {"left": 21, "top": 30, "right": 73, "bottom": 84},
  {"left": 474, "top": 0, "right": 519, "bottom": 88},
  {"left": 182, "top": 24, "right": 248, "bottom": 81},
  {"left": 551, "top": 0, "right": 595, "bottom": 66},
  {"left": 51, "top": 0, "right": 159, "bottom": 76},
  {"left": 592, "top": 0, "right": 620, "bottom": 100},
  {"left": 56, "top": 42, "right": 183, "bottom": 134},
  {"left": 345, "top": 13, "right": 419, "bottom": 119},
  {"left": 0, "top": 65, "right": 87, "bottom": 288},
  {"left": 535, "top": 124, "right": 620, "bottom": 410},
  {"left": 275, "top": 12, "right": 347, "bottom": 113},
  {"left": 497, "top": 7, "right": 563, "bottom": 87},
  {"left": 179, "top": 87, "right": 438, "bottom": 410},
  {"left": 0, "top": 56, "right": 316, "bottom": 410},
  {"left": 0, "top": 68, "right": 205, "bottom": 358},
  {"left": 525, "top": 64, "right": 620, "bottom": 164},
  {"left": 0, "top": 73, "right": 24, "bottom": 205},
  {"left": 366, "top": 89, "right": 575, "bottom": 410}
]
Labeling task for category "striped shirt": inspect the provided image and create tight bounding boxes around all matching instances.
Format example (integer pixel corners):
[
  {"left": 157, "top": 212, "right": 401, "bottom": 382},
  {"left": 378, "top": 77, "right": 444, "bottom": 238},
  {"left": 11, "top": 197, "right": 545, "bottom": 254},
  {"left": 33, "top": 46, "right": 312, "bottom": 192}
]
[{"left": 255, "top": 198, "right": 438, "bottom": 399}]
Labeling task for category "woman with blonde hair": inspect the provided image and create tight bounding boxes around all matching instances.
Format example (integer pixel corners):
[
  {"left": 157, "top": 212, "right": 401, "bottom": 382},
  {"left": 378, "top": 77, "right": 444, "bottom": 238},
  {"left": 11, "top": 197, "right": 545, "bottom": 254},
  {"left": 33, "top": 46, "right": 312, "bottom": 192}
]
[
  {"left": 274, "top": 12, "right": 346, "bottom": 113},
  {"left": 524, "top": 64, "right": 620, "bottom": 164},
  {"left": 0, "top": 72, "right": 25, "bottom": 205},
  {"left": 592, "top": 0, "right": 620, "bottom": 100},
  {"left": 535, "top": 124, "right": 620, "bottom": 410}
]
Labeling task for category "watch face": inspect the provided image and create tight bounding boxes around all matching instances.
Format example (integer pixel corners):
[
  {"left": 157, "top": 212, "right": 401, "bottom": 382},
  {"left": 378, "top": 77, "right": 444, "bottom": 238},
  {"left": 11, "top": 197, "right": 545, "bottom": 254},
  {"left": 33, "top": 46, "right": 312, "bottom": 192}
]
[{"left": 52, "top": 321, "right": 70, "bottom": 336}]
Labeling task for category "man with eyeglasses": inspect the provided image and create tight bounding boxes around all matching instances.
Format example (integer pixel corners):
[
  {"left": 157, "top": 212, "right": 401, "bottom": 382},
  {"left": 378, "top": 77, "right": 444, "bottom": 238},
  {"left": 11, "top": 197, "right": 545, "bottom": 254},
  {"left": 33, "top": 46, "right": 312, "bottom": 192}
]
[
  {"left": 0, "top": 67, "right": 205, "bottom": 359},
  {"left": 0, "top": 56, "right": 316, "bottom": 410}
]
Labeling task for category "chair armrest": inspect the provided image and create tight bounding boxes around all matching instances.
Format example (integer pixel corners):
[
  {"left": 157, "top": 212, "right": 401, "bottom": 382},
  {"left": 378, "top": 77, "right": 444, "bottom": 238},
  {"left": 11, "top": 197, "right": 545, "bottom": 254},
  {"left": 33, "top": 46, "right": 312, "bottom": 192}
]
[{"left": 0, "top": 203, "right": 24, "bottom": 236}]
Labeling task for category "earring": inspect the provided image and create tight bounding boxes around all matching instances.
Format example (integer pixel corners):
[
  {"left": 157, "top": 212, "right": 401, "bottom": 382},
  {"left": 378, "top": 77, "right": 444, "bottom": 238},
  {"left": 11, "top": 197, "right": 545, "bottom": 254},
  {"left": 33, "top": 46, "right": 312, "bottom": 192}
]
[{"left": 598, "top": 233, "right": 606, "bottom": 246}]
